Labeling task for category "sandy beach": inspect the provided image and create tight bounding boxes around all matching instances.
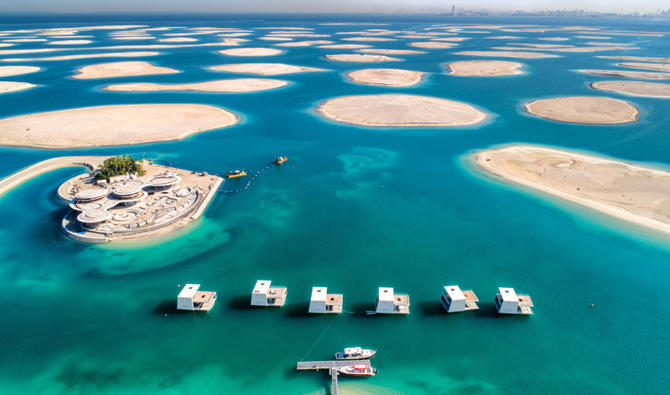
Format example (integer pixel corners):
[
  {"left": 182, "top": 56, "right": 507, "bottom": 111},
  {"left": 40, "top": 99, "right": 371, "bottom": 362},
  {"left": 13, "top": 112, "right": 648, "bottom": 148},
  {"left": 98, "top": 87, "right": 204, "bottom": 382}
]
[
  {"left": 576, "top": 69, "right": 670, "bottom": 80},
  {"left": 157, "top": 37, "right": 198, "bottom": 42},
  {"left": 454, "top": 50, "right": 559, "bottom": 59},
  {"left": 409, "top": 41, "right": 456, "bottom": 49},
  {"left": 0, "top": 65, "right": 40, "bottom": 77},
  {"left": 316, "top": 44, "right": 371, "bottom": 49},
  {"left": 317, "top": 94, "right": 486, "bottom": 127},
  {"left": 474, "top": 144, "right": 670, "bottom": 235},
  {"left": 524, "top": 96, "right": 639, "bottom": 124},
  {"left": 104, "top": 78, "right": 287, "bottom": 93},
  {"left": 599, "top": 55, "right": 670, "bottom": 63},
  {"left": 0, "top": 81, "right": 36, "bottom": 93},
  {"left": 346, "top": 68, "right": 423, "bottom": 87},
  {"left": 618, "top": 62, "right": 670, "bottom": 72},
  {"left": 48, "top": 39, "right": 92, "bottom": 45},
  {"left": 0, "top": 104, "right": 238, "bottom": 149},
  {"left": 357, "top": 48, "right": 425, "bottom": 55},
  {"left": 274, "top": 40, "right": 332, "bottom": 47},
  {"left": 342, "top": 37, "right": 396, "bottom": 42},
  {"left": 2, "top": 51, "right": 161, "bottom": 62},
  {"left": 219, "top": 47, "right": 283, "bottom": 56},
  {"left": 72, "top": 61, "right": 178, "bottom": 79},
  {"left": 590, "top": 81, "right": 670, "bottom": 98},
  {"left": 325, "top": 54, "right": 401, "bottom": 62},
  {"left": 210, "top": 63, "right": 324, "bottom": 75},
  {"left": 446, "top": 60, "right": 523, "bottom": 76}
]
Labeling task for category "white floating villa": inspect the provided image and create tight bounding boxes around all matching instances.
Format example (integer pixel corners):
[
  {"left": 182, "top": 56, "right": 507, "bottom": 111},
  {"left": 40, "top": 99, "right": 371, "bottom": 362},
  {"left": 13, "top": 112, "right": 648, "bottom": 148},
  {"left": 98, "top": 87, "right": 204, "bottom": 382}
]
[
  {"left": 308, "top": 287, "right": 343, "bottom": 314},
  {"left": 441, "top": 285, "right": 479, "bottom": 313},
  {"left": 176, "top": 284, "right": 217, "bottom": 312},
  {"left": 250, "top": 280, "right": 287, "bottom": 307},
  {"left": 495, "top": 287, "right": 534, "bottom": 315},
  {"left": 375, "top": 287, "right": 410, "bottom": 314}
]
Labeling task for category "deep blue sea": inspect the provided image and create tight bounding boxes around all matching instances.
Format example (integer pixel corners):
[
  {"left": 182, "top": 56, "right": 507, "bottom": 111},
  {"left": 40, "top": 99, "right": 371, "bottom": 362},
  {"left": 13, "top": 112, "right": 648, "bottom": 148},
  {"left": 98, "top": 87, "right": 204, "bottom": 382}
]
[{"left": 0, "top": 14, "right": 669, "bottom": 394}]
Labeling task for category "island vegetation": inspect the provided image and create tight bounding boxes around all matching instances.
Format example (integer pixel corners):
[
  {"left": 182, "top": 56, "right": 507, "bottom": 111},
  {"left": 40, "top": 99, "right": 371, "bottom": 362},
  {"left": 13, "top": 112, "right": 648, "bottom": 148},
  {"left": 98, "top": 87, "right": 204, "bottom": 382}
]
[{"left": 95, "top": 154, "right": 145, "bottom": 180}]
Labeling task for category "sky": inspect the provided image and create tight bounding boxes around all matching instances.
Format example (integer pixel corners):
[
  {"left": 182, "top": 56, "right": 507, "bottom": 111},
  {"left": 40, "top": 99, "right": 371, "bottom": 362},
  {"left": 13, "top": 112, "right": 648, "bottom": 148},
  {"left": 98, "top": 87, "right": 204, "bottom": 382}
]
[{"left": 1, "top": 0, "right": 668, "bottom": 14}]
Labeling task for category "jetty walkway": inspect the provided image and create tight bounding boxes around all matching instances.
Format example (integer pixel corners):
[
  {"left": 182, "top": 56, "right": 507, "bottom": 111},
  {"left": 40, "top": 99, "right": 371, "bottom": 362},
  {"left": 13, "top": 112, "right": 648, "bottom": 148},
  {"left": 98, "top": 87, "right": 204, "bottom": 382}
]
[
  {"left": 297, "top": 360, "right": 371, "bottom": 395},
  {"left": 0, "top": 156, "right": 105, "bottom": 197}
]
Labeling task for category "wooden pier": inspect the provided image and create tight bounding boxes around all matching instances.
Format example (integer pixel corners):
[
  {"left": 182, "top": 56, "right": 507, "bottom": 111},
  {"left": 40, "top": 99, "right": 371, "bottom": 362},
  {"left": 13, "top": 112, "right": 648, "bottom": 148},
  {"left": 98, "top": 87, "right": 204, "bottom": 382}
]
[{"left": 297, "top": 360, "right": 371, "bottom": 395}]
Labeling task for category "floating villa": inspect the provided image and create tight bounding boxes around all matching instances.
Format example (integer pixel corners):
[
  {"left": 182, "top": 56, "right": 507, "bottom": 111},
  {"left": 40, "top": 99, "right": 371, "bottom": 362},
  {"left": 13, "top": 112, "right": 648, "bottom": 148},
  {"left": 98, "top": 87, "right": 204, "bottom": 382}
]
[
  {"left": 308, "top": 287, "right": 343, "bottom": 314},
  {"left": 495, "top": 287, "right": 534, "bottom": 315},
  {"left": 441, "top": 285, "right": 479, "bottom": 313},
  {"left": 374, "top": 287, "right": 410, "bottom": 314},
  {"left": 177, "top": 284, "right": 217, "bottom": 312},
  {"left": 250, "top": 280, "right": 287, "bottom": 307},
  {"left": 58, "top": 159, "right": 222, "bottom": 243}
]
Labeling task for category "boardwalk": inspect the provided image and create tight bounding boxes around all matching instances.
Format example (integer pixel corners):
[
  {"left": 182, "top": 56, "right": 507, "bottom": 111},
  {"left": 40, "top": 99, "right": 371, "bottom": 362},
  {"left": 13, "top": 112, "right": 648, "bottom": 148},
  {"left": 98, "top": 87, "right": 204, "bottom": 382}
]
[{"left": 297, "top": 360, "right": 371, "bottom": 395}]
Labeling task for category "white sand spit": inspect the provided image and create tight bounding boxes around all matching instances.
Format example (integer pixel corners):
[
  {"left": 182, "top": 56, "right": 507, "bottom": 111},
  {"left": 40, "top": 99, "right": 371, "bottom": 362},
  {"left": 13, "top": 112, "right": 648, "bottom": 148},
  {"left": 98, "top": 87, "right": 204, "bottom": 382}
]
[
  {"left": 590, "top": 81, "right": 670, "bottom": 98},
  {"left": 0, "top": 104, "right": 238, "bottom": 149},
  {"left": 104, "top": 78, "right": 287, "bottom": 93},
  {"left": 0, "top": 81, "right": 36, "bottom": 93},
  {"left": 317, "top": 94, "right": 486, "bottom": 127},
  {"left": 0, "top": 66, "right": 40, "bottom": 77},
  {"left": 524, "top": 96, "right": 638, "bottom": 124},
  {"left": 346, "top": 68, "right": 423, "bottom": 87},
  {"left": 446, "top": 60, "right": 523, "bottom": 76},
  {"left": 618, "top": 62, "right": 670, "bottom": 72},
  {"left": 219, "top": 47, "right": 283, "bottom": 57},
  {"left": 474, "top": 144, "right": 670, "bottom": 235},
  {"left": 72, "top": 61, "right": 178, "bottom": 79},
  {"left": 325, "top": 54, "right": 401, "bottom": 63},
  {"left": 210, "top": 63, "right": 324, "bottom": 76}
]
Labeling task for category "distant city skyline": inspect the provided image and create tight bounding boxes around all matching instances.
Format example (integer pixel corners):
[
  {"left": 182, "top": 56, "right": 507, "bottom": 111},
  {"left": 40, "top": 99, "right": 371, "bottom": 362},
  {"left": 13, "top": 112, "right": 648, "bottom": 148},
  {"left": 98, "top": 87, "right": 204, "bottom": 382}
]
[{"left": 1, "top": 0, "right": 669, "bottom": 15}]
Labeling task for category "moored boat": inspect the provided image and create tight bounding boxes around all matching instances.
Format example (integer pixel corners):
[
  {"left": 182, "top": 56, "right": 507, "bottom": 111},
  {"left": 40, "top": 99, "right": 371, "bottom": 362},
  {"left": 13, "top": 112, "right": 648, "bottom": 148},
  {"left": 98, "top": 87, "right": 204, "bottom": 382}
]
[
  {"left": 275, "top": 156, "right": 288, "bottom": 165},
  {"left": 338, "top": 364, "right": 377, "bottom": 376},
  {"left": 227, "top": 170, "right": 247, "bottom": 179},
  {"left": 335, "top": 347, "right": 376, "bottom": 360}
]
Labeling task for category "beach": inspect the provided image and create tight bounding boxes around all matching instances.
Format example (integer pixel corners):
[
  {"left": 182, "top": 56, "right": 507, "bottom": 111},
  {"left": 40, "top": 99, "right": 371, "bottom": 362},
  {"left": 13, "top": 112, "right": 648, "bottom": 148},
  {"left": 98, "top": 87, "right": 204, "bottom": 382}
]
[
  {"left": 524, "top": 96, "right": 639, "bottom": 124},
  {"left": 72, "top": 61, "right": 178, "bottom": 79},
  {"left": 346, "top": 68, "right": 423, "bottom": 87},
  {"left": 104, "top": 78, "right": 287, "bottom": 92},
  {"left": 446, "top": 60, "right": 523, "bottom": 76}
]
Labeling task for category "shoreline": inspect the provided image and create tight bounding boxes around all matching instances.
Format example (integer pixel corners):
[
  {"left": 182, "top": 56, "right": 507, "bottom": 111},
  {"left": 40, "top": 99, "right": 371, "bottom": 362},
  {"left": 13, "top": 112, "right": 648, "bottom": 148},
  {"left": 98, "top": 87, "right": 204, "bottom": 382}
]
[{"left": 473, "top": 144, "right": 670, "bottom": 236}]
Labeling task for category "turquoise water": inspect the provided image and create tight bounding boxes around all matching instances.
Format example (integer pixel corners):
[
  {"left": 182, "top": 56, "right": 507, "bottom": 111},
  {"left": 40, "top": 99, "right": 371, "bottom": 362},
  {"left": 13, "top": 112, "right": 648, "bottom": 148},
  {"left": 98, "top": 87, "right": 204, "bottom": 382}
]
[{"left": 1, "top": 15, "right": 670, "bottom": 394}]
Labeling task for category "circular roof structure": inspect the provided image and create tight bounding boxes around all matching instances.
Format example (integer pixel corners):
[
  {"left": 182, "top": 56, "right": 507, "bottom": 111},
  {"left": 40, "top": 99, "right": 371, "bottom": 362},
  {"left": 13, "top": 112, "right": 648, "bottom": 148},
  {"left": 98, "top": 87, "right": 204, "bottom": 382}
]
[
  {"left": 77, "top": 208, "right": 111, "bottom": 224},
  {"left": 110, "top": 180, "right": 144, "bottom": 197},
  {"left": 149, "top": 175, "right": 181, "bottom": 187},
  {"left": 75, "top": 187, "right": 108, "bottom": 201}
]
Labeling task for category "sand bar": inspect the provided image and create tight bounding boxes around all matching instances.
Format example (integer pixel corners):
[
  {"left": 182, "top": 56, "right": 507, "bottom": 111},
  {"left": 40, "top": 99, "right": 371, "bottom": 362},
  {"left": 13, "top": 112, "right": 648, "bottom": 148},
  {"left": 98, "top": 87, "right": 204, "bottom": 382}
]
[
  {"left": 0, "top": 81, "right": 36, "bottom": 93},
  {"left": 618, "top": 62, "right": 670, "bottom": 72},
  {"left": 455, "top": 50, "right": 559, "bottom": 59},
  {"left": 73, "top": 61, "right": 178, "bottom": 79},
  {"left": 590, "top": 81, "right": 670, "bottom": 98},
  {"left": 342, "top": 37, "right": 396, "bottom": 42},
  {"left": 493, "top": 45, "right": 636, "bottom": 53},
  {"left": 346, "top": 68, "right": 423, "bottom": 87},
  {"left": 317, "top": 94, "right": 486, "bottom": 127},
  {"left": 48, "top": 39, "right": 92, "bottom": 45},
  {"left": 599, "top": 55, "right": 670, "bottom": 63},
  {"left": 157, "top": 37, "right": 198, "bottom": 42},
  {"left": 325, "top": 54, "right": 401, "bottom": 62},
  {"left": 104, "top": 78, "right": 287, "bottom": 93},
  {"left": 0, "top": 65, "right": 40, "bottom": 77},
  {"left": 317, "top": 44, "right": 371, "bottom": 49},
  {"left": 474, "top": 144, "right": 670, "bottom": 235},
  {"left": 524, "top": 96, "right": 638, "bottom": 124},
  {"left": 219, "top": 47, "right": 283, "bottom": 56},
  {"left": 210, "top": 63, "right": 324, "bottom": 76},
  {"left": 0, "top": 104, "right": 238, "bottom": 149},
  {"left": 274, "top": 40, "right": 333, "bottom": 47},
  {"left": 3, "top": 51, "right": 160, "bottom": 62},
  {"left": 409, "top": 41, "right": 456, "bottom": 49},
  {"left": 576, "top": 69, "right": 670, "bottom": 80},
  {"left": 357, "top": 48, "right": 425, "bottom": 55},
  {"left": 446, "top": 60, "right": 523, "bottom": 76}
]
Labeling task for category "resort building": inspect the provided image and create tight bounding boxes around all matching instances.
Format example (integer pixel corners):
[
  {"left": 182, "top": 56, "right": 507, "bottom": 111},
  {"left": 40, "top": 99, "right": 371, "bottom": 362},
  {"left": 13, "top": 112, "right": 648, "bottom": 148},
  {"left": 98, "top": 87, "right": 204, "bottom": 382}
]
[
  {"left": 495, "top": 287, "right": 534, "bottom": 315},
  {"left": 250, "top": 280, "right": 287, "bottom": 307},
  {"left": 375, "top": 287, "right": 410, "bottom": 314},
  {"left": 441, "top": 285, "right": 479, "bottom": 313},
  {"left": 308, "top": 287, "right": 343, "bottom": 314},
  {"left": 177, "top": 284, "right": 217, "bottom": 312}
]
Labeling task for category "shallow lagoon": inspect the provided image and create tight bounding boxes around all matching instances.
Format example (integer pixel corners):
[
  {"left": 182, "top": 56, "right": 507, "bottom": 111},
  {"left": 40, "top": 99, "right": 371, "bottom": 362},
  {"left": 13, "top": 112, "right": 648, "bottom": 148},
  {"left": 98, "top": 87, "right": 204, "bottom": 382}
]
[{"left": 0, "top": 15, "right": 669, "bottom": 394}]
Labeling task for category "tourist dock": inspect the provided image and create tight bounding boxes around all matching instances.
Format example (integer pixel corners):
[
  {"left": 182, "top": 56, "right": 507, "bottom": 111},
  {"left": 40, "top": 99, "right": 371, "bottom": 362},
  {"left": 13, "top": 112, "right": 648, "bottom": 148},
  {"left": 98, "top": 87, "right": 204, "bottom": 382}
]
[{"left": 297, "top": 359, "right": 373, "bottom": 395}]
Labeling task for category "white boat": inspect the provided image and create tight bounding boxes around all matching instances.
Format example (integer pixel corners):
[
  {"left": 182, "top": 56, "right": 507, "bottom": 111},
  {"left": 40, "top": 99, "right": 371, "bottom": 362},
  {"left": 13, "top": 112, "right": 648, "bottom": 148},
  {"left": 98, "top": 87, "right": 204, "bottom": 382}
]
[
  {"left": 338, "top": 363, "right": 377, "bottom": 376},
  {"left": 334, "top": 347, "right": 376, "bottom": 360}
]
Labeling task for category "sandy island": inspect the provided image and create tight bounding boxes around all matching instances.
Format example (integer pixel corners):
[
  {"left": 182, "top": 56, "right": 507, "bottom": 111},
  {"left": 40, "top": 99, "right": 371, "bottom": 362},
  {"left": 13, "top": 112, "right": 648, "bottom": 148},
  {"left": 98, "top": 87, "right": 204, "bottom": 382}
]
[
  {"left": 0, "top": 81, "right": 36, "bottom": 93},
  {"left": 576, "top": 69, "right": 670, "bottom": 80},
  {"left": 317, "top": 94, "right": 486, "bottom": 127},
  {"left": 0, "top": 104, "right": 238, "bottom": 149},
  {"left": 599, "top": 55, "right": 670, "bottom": 63},
  {"left": 325, "top": 54, "right": 401, "bottom": 62},
  {"left": 346, "top": 68, "right": 423, "bottom": 87},
  {"left": 274, "top": 40, "right": 333, "bottom": 47},
  {"left": 0, "top": 65, "right": 40, "bottom": 77},
  {"left": 474, "top": 144, "right": 670, "bottom": 236},
  {"left": 409, "top": 41, "right": 456, "bottom": 49},
  {"left": 219, "top": 47, "right": 283, "bottom": 56},
  {"left": 454, "top": 50, "right": 559, "bottom": 59},
  {"left": 446, "top": 60, "right": 523, "bottom": 76},
  {"left": 342, "top": 37, "right": 396, "bottom": 42},
  {"left": 524, "top": 96, "right": 638, "bottom": 124},
  {"left": 104, "top": 78, "right": 287, "bottom": 93},
  {"left": 618, "top": 62, "right": 670, "bottom": 72},
  {"left": 590, "top": 81, "right": 670, "bottom": 98},
  {"left": 48, "top": 39, "right": 92, "bottom": 45},
  {"left": 317, "top": 44, "right": 371, "bottom": 49},
  {"left": 3, "top": 52, "right": 161, "bottom": 62},
  {"left": 357, "top": 48, "right": 425, "bottom": 55},
  {"left": 210, "top": 63, "right": 324, "bottom": 76},
  {"left": 158, "top": 37, "right": 198, "bottom": 43},
  {"left": 72, "top": 61, "right": 178, "bottom": 79}
]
